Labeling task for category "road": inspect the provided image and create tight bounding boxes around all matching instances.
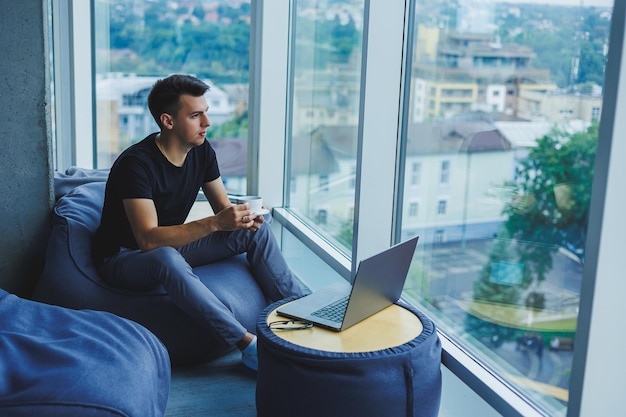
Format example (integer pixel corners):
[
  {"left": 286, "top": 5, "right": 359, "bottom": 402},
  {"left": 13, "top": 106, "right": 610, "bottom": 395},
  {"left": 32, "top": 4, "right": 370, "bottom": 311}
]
[{"left": 408, "top": 238, "right": 582, "bottom": 402}]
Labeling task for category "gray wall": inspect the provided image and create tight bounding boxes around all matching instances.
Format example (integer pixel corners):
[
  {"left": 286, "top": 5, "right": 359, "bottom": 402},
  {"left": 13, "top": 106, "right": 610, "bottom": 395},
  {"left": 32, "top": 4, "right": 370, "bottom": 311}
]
[{"left": 0, "top": 1, "right": 54, "bottom": 297}]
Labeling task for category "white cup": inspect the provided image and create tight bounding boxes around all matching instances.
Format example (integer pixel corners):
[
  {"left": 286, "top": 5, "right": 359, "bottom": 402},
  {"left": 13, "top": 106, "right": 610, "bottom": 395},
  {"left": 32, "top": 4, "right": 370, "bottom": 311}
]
[{"left": 236, "top": 196, "right": 263, "bottom": 214}]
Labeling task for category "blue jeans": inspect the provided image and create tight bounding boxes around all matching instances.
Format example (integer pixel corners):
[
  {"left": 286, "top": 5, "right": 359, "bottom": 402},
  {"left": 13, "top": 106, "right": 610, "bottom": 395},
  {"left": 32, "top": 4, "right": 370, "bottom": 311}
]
[{"left": 99, "top": 223, "right": 302, "bottom": 346}]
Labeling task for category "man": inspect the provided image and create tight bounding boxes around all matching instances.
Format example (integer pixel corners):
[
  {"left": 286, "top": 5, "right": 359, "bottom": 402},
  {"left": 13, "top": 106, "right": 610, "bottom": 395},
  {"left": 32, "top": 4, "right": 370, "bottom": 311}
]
[{"left": 92, "top": 74, "right": 302, "bottom": 371}]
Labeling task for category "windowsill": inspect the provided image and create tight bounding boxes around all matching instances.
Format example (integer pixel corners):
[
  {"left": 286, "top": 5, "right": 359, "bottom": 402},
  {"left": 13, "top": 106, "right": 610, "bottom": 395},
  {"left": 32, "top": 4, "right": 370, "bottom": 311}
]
[{"left": 440, "top": 332, "right": 548, "bottom": 417}]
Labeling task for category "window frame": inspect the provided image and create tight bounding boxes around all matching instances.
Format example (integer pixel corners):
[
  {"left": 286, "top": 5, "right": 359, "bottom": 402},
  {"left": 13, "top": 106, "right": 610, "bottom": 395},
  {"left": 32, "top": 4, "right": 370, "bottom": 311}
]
[
  {"left": 567, "top": 2, "right": 626, "bottom": 415},
  {"left": 254, "top": 1, "right": 543, "bottom": 415},
  {"left": 51, "top": 0, "right": 95, "bottom": 170},
  {"left": 252, "top": 1, "right": 625, "bottom": 416},
  {"left": 53, "top": 0, "right": 626, "bottom": 415}
]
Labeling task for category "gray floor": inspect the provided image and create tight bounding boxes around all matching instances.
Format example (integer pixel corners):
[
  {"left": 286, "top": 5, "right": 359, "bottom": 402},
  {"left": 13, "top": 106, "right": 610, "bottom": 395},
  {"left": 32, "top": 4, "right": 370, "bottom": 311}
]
[{"left": 165, "top": 350, "right": 257, "bottom": 417}]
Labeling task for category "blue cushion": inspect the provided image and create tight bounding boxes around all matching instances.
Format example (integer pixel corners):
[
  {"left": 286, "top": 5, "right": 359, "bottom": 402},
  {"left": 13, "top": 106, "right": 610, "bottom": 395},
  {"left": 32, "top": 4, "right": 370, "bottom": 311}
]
[
  {"left": 33, "top": 182, "right": 269, "bottom": 365},
  {"left": 0, "top": 289, "right": 170, "bottom": 417}
]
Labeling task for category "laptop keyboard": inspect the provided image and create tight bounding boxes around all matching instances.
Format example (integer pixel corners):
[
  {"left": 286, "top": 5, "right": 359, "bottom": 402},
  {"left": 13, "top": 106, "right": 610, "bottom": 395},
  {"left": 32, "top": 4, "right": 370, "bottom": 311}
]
[{"left": 311, "top": 296, "right": 349, "bottom": 323}]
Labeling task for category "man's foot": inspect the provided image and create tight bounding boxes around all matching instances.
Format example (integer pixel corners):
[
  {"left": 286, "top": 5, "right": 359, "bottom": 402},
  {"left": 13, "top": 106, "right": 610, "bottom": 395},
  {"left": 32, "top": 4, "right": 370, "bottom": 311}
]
[{"left": 241, "top": 335, "right": 258, "bottom": 371}]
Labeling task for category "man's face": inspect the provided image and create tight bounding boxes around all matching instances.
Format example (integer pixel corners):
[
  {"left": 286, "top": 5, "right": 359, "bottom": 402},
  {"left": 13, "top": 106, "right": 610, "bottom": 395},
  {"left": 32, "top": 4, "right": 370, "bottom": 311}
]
[{"left": 170, "top": 94, "right": 211, "bottom": 146}]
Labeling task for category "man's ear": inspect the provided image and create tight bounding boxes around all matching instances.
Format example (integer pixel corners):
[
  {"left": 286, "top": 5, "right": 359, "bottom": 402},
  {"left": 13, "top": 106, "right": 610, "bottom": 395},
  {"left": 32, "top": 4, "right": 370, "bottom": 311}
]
[{"left": 160, "top": 113, "right": 174, "bottom": 129}]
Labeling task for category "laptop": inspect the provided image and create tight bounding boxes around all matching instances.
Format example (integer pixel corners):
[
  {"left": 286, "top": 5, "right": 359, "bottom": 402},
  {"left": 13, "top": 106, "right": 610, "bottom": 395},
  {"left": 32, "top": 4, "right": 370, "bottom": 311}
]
[{"left": 277, "top": 236, "right": 419, "bottom": 331}]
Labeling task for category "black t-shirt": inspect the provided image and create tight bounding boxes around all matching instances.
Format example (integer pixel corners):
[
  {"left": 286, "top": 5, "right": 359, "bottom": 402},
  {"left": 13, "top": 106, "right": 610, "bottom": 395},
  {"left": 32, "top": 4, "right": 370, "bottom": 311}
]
[{"left": 92, "top": 133, "right": 220, "bottom": 264}]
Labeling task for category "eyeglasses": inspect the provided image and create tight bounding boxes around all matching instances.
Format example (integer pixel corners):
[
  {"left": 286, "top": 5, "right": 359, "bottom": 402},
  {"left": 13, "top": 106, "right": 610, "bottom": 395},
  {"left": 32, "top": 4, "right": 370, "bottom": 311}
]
[{"left": 268, "top": 320, "right": 314, "bottom": 331}]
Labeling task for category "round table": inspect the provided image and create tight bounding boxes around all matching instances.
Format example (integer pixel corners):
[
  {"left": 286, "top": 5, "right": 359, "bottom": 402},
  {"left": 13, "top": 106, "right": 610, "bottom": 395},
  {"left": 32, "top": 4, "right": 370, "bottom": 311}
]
[{"left": 255, "top": 297, "right": 442, "bottom": 417}]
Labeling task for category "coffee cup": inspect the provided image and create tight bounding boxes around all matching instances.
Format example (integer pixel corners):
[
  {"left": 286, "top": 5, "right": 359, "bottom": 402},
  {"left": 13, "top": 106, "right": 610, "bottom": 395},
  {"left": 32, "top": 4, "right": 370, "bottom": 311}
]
[{"left": 236, "top": 196, "right": 263, "bottom": 214}]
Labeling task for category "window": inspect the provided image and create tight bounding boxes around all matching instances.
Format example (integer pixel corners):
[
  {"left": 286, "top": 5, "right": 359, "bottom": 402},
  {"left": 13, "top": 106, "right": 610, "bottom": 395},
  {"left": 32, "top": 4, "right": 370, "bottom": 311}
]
[
  {"left": 286, "top": 0, "right": 365, "bottom": 252},
  {"left": 437, "top": 200, "right": 447, "bottom": 215},
  {"left": 411, "top": 162, "right": 421, "bottom": 185},
  {"left": 318, "top": 209, "right": 328, "bottom": 225},
  {"left": 319, "top": 174, "right": 329, "bottom": 193},
  {"left": 592, "top": 106, "right": 601, "bottom": 121},
  {"left": 440, "top": 160, "right": 450, "bottom": 184},
  {"left": 91, "top": 0, "right": 251, "bottom": 195},
  {"left": 399, "top": 1, "right": 611, "bottom": 415},
  {"left": 409, "top": 202, "right": 418, "bottom": 217}
]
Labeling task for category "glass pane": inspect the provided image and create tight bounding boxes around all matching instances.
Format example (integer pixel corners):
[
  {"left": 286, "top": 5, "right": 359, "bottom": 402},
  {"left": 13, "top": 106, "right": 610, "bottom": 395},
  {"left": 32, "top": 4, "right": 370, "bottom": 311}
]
[
  {"left": 400, "top": 1, "right": 611, "bottom": 414},
  {"left": 281, "top": 228, "right": 344, "bottom": 292},
  {"left": 93, "top": 0, "right": 251, "bottom": 195},
  {"left": 287, "top": 0, "right": 365, "bottom": 252}
]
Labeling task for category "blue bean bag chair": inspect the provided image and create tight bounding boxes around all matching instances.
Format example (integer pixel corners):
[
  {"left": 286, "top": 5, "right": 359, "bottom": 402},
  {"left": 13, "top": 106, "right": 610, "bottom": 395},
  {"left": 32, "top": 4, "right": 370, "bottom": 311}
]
[
  {"left": 33, "top": 179, "right": 269, "bottom": 365},
  {"left": 0, "top": 289, "right": 170, "bottom": 416},
  {"left": 256, "top": 298, "right": 442, "bottom": 417}
]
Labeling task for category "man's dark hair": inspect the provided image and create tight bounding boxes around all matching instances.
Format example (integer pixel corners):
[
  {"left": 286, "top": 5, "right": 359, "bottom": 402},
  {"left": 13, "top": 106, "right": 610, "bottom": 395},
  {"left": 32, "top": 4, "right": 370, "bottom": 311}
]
[{"left": 147, "top": 74, "right": 210, "bottom": 128}]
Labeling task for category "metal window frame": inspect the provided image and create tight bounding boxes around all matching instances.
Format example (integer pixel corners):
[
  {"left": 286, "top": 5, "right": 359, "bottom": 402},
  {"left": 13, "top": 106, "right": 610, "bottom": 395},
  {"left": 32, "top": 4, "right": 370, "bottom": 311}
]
[{"left": 51, "top": 0, "right": 95, "bottom": 170}]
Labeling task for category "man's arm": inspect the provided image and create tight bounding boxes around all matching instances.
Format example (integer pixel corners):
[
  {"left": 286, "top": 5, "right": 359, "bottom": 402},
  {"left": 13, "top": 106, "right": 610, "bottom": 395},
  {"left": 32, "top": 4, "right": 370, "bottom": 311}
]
[
  {"left": 124, "top": 177, "right": 254, "bottom": 252},
  {"left": 201, "top": 176, "right": 233, "bottom": 214}
]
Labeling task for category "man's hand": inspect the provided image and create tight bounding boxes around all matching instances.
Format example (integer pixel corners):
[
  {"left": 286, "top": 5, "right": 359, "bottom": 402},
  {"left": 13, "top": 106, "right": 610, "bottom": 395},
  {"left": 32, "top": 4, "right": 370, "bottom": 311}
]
[
  {"left": 215, "top": 203, "right": 264, "bottom": 232},
  {"left": 247, "top": 206, "right": 267, "bottom": 232},
  {"left": 201, "top": 177, "right": 265, "bottom": 232}
]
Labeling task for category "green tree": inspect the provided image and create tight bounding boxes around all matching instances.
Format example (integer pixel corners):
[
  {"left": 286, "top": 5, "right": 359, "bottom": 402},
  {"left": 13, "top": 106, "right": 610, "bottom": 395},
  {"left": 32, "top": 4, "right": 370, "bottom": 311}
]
[
  {"left": 329, "top": 15, "right": 359, "bottom": 63},
  {"left": 496, "top": 5, "right": 610, "bottom": 88},
  {"left": 473, "top": 230, "right": 532, "bottom": 306},
  {"left": 579, "top": 10, "right": 611, "bottom": 86},
  {"left": 104, "top": 0, "right": 251, "bottom": 83},
  {"left": 578, "top": 41, "right": 606, "bottom": 86},
  {"left": 206, "top": 111, "right": 248, "bottom": 139},
  {"left": 502, "top": 124, "right": 597, "bottom": 282},
  {"left": 336, "top": 217, "right": 353, "bottom": 249}
]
